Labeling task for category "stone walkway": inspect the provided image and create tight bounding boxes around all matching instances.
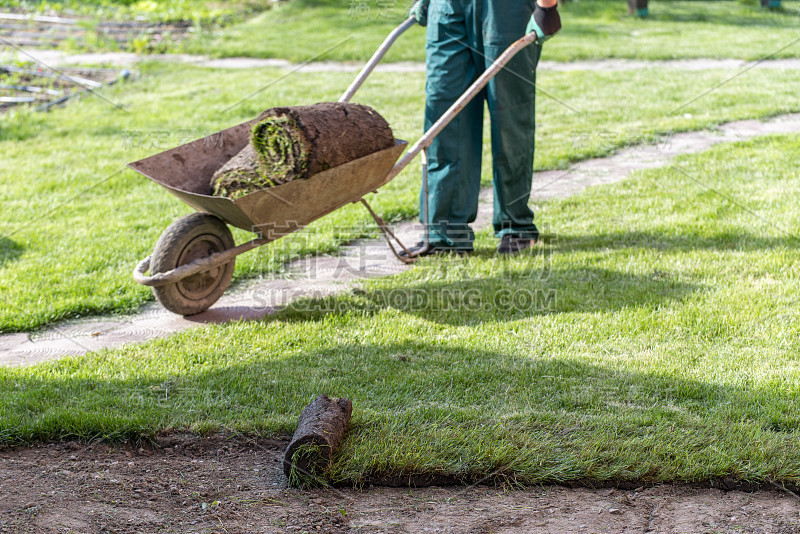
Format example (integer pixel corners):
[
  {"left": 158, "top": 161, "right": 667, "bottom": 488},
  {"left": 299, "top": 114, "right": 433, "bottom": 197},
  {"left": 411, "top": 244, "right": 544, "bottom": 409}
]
[
  {"left": 7, "top": 48, "right": 800, "bottom": 72},
  {"left": 2, "top": 113, "right": 800, "bottom": 365}
]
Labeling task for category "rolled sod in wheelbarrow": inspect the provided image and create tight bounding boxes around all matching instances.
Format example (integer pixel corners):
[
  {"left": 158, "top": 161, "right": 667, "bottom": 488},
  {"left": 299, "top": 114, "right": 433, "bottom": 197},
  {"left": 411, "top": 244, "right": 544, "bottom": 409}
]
[
  {"left": 211, "top": 102, "right": 395, "bottom": 199},
  {"left": 283, "top": 395, "right": 353, "bottom": 485}
]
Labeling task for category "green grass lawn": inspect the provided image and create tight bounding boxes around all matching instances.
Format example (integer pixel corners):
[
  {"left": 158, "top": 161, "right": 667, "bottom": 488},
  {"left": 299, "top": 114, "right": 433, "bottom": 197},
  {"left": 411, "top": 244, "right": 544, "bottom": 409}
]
[
  {"left": 2, "top": 62, "right": 800, "bottom": 333},
  {"left": 5, "top": 0, "right": 798, "bottom": 61},
  {"left": 186, "top": 0, "right": 800, "bottom": 62},
  {"left": 1, "top": 133, "right": 798, "bottom": 486}
]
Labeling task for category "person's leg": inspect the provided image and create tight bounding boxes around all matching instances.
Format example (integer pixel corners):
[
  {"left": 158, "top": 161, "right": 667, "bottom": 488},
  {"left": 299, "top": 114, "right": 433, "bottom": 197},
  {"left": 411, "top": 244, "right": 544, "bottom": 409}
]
[
  {"left": 481, "top": 0, "right": 542, "bottom": 244},
  {"left": 422, "top": 0, "right": 484, "bottom": 250}
]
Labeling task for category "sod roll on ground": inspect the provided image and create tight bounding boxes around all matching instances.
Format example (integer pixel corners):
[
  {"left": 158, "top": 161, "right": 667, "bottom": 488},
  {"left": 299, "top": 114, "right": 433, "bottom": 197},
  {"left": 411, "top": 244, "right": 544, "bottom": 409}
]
[{"left": 211, "top": 102, "right": 395, "bottom": 199}]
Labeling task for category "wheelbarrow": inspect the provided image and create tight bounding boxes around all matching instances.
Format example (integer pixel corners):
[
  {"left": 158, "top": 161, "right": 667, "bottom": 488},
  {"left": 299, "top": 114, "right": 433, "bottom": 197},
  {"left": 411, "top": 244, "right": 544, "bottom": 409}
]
[{"left": 130, "top": 18, "right": 540, "bottom": 316}]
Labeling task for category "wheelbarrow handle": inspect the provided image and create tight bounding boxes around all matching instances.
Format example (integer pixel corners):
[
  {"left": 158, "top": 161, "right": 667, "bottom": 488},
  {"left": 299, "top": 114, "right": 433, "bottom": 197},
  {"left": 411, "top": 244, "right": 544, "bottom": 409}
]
[
  {"left": 385, "top": 32, "right": 540, "bottom": 182},
  {"left": 339, "top": 17, "right": 417, "bottom": 104},
  {"left": 133, "top": 237, "right": 267, "bottom": 287}
]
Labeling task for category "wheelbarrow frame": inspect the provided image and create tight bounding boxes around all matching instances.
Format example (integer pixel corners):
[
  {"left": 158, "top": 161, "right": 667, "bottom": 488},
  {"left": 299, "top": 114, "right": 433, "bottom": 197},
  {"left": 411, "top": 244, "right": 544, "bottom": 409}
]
[{"left": 131, "top": 19, "right": 539, "bottom": 310}]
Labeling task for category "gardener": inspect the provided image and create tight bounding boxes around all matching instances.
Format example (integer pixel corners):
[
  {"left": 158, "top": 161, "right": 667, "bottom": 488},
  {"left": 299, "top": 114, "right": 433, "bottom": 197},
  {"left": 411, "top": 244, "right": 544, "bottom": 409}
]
[{"left": 402, "top": 0, "right": 561, "bottom": 255}]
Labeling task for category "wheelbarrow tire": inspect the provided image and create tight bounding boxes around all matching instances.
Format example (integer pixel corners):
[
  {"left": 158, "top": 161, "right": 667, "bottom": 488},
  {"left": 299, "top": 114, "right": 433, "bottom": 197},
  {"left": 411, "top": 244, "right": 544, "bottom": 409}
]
[{"left": 150, "top": 213, "right": 235, "bottom": 316}]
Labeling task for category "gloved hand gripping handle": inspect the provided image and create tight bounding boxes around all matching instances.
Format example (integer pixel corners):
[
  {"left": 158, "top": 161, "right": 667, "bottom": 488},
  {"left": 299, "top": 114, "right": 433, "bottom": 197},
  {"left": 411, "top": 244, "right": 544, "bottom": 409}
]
[
  {"left": 409, "top": 0, "right": 430, "bottom": 26},
  {"left": 526, "top": 2, "right": 562, "bottom": 43}
]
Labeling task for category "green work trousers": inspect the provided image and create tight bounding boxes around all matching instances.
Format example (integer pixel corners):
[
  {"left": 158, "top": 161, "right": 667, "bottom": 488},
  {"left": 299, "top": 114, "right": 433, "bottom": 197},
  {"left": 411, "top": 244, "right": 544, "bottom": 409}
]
[{"left": 422, "top": 0, "right": 542, "bottom": 249}]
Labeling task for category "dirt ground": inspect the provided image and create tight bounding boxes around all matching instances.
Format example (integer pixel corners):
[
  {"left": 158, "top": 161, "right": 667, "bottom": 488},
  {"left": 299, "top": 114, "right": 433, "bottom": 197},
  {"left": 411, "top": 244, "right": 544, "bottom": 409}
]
[{"left": 0, "top": 434, "right": 798, "bottom": 533}]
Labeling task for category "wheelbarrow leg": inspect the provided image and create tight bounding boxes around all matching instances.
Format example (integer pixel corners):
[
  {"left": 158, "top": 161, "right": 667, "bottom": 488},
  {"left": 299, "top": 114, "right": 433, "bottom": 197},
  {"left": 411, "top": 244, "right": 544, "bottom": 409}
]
[
  {"left": 359, "top": 199, "right": 417, "bottom": 264},
  {"left": 421, "top": 147, "right": 430, "bottom": 250},
  {"left": 361, "top": 148, "right": 430, "bottom": 264}
]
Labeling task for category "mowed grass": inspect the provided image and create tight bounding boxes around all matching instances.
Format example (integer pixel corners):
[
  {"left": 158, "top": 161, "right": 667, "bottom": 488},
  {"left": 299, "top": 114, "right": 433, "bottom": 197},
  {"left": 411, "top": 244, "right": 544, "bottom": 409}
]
[
  {"left": 1, "top": 134, "right": 798, "bottom": 486},
  {"left": 187, "top": 0, "right": 800, "bottom": 62},
  {"left": 2, "top": 62, "right": 800, "bottom": 332}
]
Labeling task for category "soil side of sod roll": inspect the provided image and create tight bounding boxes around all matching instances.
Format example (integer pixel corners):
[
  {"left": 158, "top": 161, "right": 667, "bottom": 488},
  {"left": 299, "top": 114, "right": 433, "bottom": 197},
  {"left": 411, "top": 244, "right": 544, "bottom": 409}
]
[
  {"left": 283, "top": 395, "right": 353, "bottom": 484},
  {"left": 211, "top": 102, "right": 395, "bottom": 199}
]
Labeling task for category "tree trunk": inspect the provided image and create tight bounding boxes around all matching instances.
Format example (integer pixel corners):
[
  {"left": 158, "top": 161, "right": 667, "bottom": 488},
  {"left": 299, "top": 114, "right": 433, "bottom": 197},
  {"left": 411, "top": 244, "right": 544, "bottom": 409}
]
[
  {"left": 211, "top": 102, "right": 394, "bottom": 199},
  {"left": 283, "top": 395, "right": 353, "bottom": 483}
]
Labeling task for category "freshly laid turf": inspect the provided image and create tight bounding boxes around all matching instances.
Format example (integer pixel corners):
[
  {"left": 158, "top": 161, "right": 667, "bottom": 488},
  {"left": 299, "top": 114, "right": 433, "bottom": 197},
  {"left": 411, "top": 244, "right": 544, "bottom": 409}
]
[
  {"left": 188, "top": 0, "right": 800, "bottom": 62},
  {"left": 1, "top": 134, "right": 798, "bottom": 486},
  {"left": 2, "top": 62, "right": 800, "bottom": 332}
]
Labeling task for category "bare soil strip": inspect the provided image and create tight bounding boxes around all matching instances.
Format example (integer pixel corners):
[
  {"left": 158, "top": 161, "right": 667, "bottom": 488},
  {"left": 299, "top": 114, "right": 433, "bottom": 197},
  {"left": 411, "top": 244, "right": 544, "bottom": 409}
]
[
  {"left": 3, "top": 113, "right": 800, "bottom": 365},
  {"left": 2, "top": 435, "right": 799, "bottom": 533}
]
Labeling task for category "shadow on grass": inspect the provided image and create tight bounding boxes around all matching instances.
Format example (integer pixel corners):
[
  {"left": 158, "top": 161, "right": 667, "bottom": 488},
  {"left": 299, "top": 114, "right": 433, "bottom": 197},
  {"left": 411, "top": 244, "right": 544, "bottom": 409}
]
[
  {"left": 277, "top": 265, "right": 699, "bottom": 326},
  {"left": 548, "top": 230, "right": 799, "bottom": 253},
  {"left": 0, "top": 236, "right": 24, "bottom": 267},
  {"left": 1, "top": 342, "right": 797, "bottom": 485}
]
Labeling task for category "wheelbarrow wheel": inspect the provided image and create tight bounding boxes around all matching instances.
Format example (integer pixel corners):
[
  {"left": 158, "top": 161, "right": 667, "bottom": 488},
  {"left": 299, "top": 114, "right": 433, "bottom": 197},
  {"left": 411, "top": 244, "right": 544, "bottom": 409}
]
[{"left": 150, "top": 213, "right": 235, "bottom": 316}]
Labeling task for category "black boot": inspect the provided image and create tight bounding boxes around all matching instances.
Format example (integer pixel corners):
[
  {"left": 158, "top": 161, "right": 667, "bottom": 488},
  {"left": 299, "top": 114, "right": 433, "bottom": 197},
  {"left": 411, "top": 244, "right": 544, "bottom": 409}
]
[
  {"left": 399, "top": 241, "right": 473, "bottom": 258},
  {"left": 497, "top": 234, "right": 536, "bottom": 254}
]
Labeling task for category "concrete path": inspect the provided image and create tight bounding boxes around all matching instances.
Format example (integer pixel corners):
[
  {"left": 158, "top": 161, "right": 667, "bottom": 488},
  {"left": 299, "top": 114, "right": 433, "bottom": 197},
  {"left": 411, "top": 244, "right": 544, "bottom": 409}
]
[
  {"left": 6, "top": 48, "right": 800, "bottom": 72},
  {"left": 2, "top": 113, "right": 800, "bottom": 365}
]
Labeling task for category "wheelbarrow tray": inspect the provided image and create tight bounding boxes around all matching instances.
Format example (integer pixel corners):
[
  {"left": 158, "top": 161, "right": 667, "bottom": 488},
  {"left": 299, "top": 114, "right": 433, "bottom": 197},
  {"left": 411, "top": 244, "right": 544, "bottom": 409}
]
[{"left": 128, "top": 118, "right": 408, "bottom": 240}]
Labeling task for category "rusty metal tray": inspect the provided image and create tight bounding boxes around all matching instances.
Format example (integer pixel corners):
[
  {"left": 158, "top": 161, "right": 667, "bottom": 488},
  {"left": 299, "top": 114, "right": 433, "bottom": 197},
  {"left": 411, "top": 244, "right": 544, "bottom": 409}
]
[{"left": 128, "top": 119, "right": 408, "bottom": 236}]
